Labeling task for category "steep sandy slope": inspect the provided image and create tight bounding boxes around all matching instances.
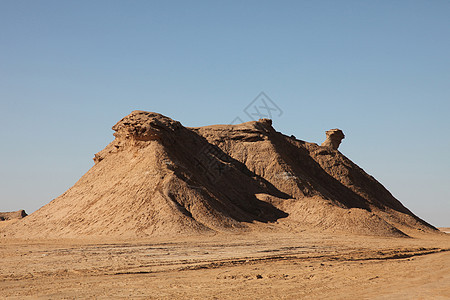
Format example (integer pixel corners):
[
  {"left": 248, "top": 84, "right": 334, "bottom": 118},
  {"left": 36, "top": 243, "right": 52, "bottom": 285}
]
[{"left": 1, "top": 111, "right": 437, "bottom": 238}]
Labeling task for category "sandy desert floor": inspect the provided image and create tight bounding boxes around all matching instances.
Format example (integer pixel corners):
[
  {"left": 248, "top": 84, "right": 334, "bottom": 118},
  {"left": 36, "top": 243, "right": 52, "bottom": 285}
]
[{"left": 0, "top": 226, "right": 449, "bottom": 299}]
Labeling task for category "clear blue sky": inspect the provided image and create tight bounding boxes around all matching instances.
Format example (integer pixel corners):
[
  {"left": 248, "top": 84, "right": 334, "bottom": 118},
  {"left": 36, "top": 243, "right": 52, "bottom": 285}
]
[{"left": 1, "top": 0, "right": 449, "bottom": 226}]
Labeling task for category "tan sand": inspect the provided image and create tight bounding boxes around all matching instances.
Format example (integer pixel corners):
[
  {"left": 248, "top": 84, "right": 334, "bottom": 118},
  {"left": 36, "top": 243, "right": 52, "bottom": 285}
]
[{"left": 0, "top": 231, "right": 449, "bottom": 299}]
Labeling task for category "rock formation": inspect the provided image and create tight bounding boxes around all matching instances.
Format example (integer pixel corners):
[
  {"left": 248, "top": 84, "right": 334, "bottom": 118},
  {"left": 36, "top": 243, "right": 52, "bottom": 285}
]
[
  {"left": 0, "top": 111, "right": 437, "bottom": 238},
  {"left": 321, "top": 129, "right": 345, "bottom": 150},
  {"left": 0, "top": 210, "right": 27, "bottom": 221}
]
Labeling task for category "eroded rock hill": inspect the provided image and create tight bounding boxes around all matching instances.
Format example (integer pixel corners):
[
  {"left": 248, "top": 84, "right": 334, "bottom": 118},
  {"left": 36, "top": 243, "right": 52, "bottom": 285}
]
[{"left": 1, "top": 111, "right": 437, "bottom": 238}]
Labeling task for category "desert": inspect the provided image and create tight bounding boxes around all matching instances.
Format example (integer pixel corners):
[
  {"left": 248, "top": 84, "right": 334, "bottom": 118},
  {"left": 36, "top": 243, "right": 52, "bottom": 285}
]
[
  {"left": 3, "top": 2, "right": 450, "bottom": 299},
  {"left": 1, "top": 111, "right": 448, "bottom": 299},
  {"left": 0, "top": 232, "right": 449, "bottom": 299}
]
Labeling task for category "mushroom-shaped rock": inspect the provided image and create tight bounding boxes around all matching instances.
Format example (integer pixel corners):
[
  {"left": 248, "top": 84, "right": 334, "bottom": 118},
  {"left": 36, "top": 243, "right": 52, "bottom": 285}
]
[{"left": 321, "top": 129, "right": 345, "bottom": 150}]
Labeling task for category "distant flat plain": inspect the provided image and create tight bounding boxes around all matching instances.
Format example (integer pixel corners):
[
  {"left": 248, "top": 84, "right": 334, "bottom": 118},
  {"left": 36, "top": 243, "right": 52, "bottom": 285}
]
[{"left": 0, "top": 222, "right": 449, "bottom": 299}]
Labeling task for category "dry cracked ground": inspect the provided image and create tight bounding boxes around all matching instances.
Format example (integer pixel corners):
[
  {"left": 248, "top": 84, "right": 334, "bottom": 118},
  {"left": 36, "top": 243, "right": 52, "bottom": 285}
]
[{"left": 1, "top": 227, "right": 449, "bottom": 299}]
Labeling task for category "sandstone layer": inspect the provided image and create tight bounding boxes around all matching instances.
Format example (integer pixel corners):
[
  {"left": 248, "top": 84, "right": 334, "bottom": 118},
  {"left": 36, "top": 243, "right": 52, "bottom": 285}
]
[{"left": 0, "top": 210, "right": 27, "bottom": 221}]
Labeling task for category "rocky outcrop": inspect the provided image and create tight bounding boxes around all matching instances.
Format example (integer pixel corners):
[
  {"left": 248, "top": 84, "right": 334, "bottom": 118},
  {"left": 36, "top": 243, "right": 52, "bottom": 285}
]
[
  {"left": 94, "top": 111, "right": 182, "bottom": 163},
  {"left": 321, "top": 129, "right": 345, "bottom": 150},
  {"left": 111, "top": 110, "right": 182, "bottom": 142},
  {"left": 0, "top": 210, "right": 27, "bottom": 221}
]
